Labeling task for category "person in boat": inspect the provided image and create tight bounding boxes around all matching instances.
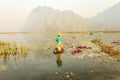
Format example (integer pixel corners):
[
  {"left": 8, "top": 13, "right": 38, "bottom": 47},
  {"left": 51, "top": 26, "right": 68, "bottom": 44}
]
[{"left": 56, "top": 33, "right": 62, "bottom": 51}]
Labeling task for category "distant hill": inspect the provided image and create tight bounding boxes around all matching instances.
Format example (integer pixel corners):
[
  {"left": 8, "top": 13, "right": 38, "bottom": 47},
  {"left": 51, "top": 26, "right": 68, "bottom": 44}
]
[
  {"left": 94, "top": 2, "right": 120, "bottom": 30},
  {"left": 24, "top": 6, "right": 98, "bottom": 32},
  {"left": 24, "top": 3, "right": 120, "bottom": 32}
]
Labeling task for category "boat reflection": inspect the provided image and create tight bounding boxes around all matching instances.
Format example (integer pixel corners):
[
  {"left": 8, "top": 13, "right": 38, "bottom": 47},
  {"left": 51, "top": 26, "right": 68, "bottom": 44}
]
[
  {"left": 56, "top": 53, "right": 62, "bottom": 67},
  {"left": 53, "top": 48, "right": 64, "bottom": 67}
]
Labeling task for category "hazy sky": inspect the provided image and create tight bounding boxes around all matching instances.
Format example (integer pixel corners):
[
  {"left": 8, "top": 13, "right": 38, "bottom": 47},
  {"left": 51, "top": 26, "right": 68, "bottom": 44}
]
[{"left": 0, "top": 0, "right": 119, "bottom": 32}]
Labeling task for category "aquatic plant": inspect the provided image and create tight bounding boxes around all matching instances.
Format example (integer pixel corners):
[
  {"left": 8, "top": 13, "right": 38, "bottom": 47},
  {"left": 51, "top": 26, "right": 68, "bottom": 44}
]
[
  {"left": 91, "top": 39, "right": 102, "bottom": 44},
  {"left": 91, "top": 39, "right": 120, "bottom": 56},
  {"left": 0, "top": 65, "right": 8, "bottom": 72},
  {"left": 0, "top": 40, "right": 29, "bottom": 62}
]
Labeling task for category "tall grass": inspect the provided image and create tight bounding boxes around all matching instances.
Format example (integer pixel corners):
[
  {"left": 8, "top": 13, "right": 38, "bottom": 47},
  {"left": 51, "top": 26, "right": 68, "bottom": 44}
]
[{"left": 0, "top": 40, "right": 28, "bottom": 62}]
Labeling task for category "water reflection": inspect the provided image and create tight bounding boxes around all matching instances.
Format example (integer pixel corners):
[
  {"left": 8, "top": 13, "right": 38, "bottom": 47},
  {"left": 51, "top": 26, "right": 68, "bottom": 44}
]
[
  {"left": 0, "top": 50, "right": 28, "bottom": 64},
  {"left": 0, "top": 41, "right": 28, "bottom": 64},
  {"left": 56, "top": 53, "right": 62, "bottom": 67},
  {"left": 53, "top": 48, "right": 64, "bottom": 67}
]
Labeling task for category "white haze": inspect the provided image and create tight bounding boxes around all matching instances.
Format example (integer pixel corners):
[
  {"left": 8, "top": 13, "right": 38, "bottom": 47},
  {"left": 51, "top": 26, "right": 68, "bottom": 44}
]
[{"left": 0, "top": 0, "right": 119, "bottom": 32}]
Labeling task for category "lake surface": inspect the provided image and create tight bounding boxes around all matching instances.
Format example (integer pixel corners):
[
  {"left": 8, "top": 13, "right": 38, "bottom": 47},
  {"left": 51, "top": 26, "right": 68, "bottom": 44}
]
[{"left": 0, "top": 33, "right": 120, "bottom": 80}]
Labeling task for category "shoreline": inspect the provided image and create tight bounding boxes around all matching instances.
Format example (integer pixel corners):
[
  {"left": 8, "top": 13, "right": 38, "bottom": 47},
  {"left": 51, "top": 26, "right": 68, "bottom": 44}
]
[{"left": 0, "top": 30, "right": 120, "bottom": 34}]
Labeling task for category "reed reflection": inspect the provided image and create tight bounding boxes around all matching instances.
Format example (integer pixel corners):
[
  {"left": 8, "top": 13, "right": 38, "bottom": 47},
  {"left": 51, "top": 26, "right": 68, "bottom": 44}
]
[{"left": 0, "top": 40, "right": 28, "bottom": 63}]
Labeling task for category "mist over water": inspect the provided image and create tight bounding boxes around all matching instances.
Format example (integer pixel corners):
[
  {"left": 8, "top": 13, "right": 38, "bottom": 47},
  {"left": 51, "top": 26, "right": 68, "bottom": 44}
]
[
  {"left": 0, "top": 1, "right": 120, "bottom": 80},
  {"left": 0, "top": 33, "right": 120, "bottom": 80}
]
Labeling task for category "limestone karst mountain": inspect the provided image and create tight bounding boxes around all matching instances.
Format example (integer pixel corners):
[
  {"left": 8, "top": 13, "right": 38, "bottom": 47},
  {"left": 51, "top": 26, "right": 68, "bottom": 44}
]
[
  {"left": 24, "top": 3, "right": 120, "bottom": 32},
  {"left": 24, "top": 6, "right": 93, "bottom": 32},
  {"left": 94, "top": 2, "right": 120, "bottom": 30}
]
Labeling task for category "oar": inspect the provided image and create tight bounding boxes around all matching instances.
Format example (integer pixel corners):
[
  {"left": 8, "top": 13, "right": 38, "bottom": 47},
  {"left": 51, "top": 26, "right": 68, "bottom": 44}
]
[{"left": 47, "top": 42, "right": 56, "bottom": 50}]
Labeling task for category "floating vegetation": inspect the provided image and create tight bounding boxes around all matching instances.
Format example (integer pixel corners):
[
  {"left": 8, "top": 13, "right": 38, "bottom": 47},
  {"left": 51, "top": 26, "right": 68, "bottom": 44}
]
[
  {"left": 45, "top": 72, "right": 76, "bottom": 80},
  {"left": 91, "top": 39, "right": 102, "bottom": 44},
  {"left": 0, "top": 65, "right": 8, "bottom": 72},
  {"left": 112, "top": 40, "right": 120, "bottom": 45},
  {"left": 89, "top": 32, "right": 93, "bottom": 35},
  {"left": 91, "top": 39, "right": 120, "bottom": 56},
  {"left": 113, "top": 46, "right": 120, "bottom": 51}
]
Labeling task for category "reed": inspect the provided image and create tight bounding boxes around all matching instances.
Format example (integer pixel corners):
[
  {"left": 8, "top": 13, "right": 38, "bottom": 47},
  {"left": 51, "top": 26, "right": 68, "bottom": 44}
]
[{"left": 0, "top": 40, "right": 28, "bottom": 61}]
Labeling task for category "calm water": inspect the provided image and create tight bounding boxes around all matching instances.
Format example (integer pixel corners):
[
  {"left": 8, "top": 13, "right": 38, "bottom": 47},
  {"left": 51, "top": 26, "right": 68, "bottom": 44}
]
[{"left": 0, "top": 33, "right": 120, "bottom": 80}]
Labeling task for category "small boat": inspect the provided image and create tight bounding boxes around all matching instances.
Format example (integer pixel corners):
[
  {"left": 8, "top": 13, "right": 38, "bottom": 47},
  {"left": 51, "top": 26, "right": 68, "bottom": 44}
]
[{"left": 53, "top": 48, "right": 64, "bottom": 54}]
